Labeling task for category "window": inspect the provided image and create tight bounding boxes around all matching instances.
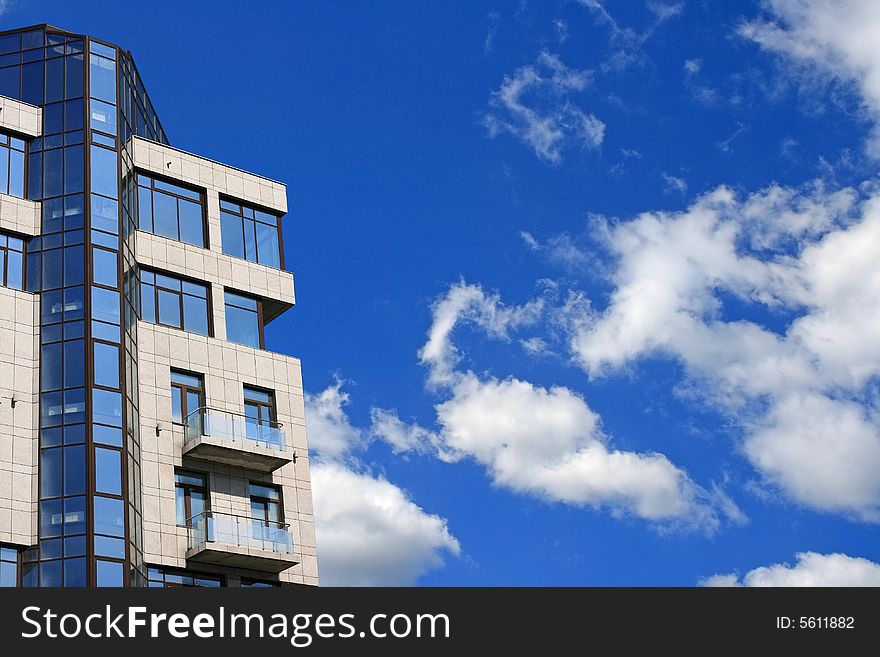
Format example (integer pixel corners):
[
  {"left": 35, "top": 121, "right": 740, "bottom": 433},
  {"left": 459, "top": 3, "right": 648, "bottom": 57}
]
[
  {"left": 224, "top": 290, "right": 262, "bottom": 348},
  {"left": 244, "top": 385, "right": 275, "bottom": 441},
  {"left": 249, "top": 482, "right": 283, "bottom": 527},
  {"left": 140, "top": 269, "right": 210, "bottom": 335},
  {"left": 0, "top": 132, "right": 26, "bottom": 198},
  {"left": 137, "top": 173, "right": 205, "bottom": 247},
  {"left": 175, "top": 470, "right": 208, "bottom": 527},
  {"left": 0, "top": 546, "right": 18, "bottom": 587},
  {"left": 147, "top": 566, "right": 221, "bottom": 588},
  {"left": 240, "top": 578, "right": 280, "bottom": 588},
  {"left": 0, "top": 232, "right": 24, "bottom": 289},
  {"left": 171, "top": 370, "right": 203, "bottom": 424},
  {"left": 219, "top": 199, "right": 282, "bottom": 268}
]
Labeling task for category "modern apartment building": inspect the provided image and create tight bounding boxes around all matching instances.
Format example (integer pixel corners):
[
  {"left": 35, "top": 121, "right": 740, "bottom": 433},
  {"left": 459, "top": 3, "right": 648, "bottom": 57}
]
[{"left": 0, "top": 24, "right": 318, "bottom": 587}]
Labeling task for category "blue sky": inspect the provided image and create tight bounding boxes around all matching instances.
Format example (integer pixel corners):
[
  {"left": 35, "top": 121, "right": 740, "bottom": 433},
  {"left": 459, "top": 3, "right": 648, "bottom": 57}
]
[{"left": 10, "top": 0, "right": 880, "bottom": 586}]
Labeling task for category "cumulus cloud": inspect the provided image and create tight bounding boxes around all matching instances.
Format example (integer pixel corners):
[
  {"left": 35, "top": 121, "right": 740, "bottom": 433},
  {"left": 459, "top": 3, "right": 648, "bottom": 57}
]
[
  {"left": 305, "top": 383, "right": 460, "bottom": 585},
  {"left": 701, "top": 552, "right": 880, "bottom": 586},
  {"left": 311, "top": 462, "right": 460, "bottom": 586},
  {"left": 565, "top": 179, "right": 880, "bottom": 521},
  {"left": 304, "top": 379, "right": 363, "bottom": 460},
  {"left": 741, "top": 0, "right": 880, "bottom": 156},
  {"left": 406, "top": 282, "right": 732, "bottom": 532},
  {"left": 483, "top": 52, "right": 605, "bottom": 164}
]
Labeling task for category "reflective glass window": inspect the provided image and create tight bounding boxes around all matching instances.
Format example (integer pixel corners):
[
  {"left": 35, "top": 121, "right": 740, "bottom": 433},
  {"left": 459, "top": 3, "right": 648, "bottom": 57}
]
[
  {"left": 93, "top": 496, "right": 125, "bottom": 537},
  {"left": 136, "top": 173, "right": 205, "bottom": 246},
  {"left": 95, "top": 447, "right": 122, "bottom": 495},
  {"left": 219, "top": 199, "right": 283, "bottom": 268},
  {"left": 225, "top": 291, "right": 262, "bottom": 348},
  {"left": 0, "top": 131, "right": 26, "bottom": 198},
  {"left": 0, "top": 231, "right": 25, "bottom": 289},
  {"left": 140, "top": 268, "right": 210, "bottom": 335},
  {"left": 93, "top": 341, "right": 119, "bottom": 388}
]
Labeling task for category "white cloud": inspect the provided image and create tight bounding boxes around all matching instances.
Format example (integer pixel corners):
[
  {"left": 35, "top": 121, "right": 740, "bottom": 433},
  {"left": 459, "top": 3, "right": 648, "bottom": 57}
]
[
  {"left": 419, "top": 281, "right": 543, "bottom": 387},
  {"left": 578, "top": 0, "right": 683, "bottom": 73},
  {"left": 741, "top": 0, "right": 880, "bottom": 156},
  {"left": 304, "top": 379, "right": 363, "bottom": 460},
  {"left": 483, "top": 52, "right": 605, "bottom": 164},
  {"left": 410, "top": 282, "right": 732, "bottom": 532},
  {"left": 369, "top": 407, "right": 442, "bottom": 457},
  {"left": 305, "top": 381, "right": 460, "bottom": 585},
  {"left": 554, "top": 18, "right": 569, "bottom": 43},
  {"left": 565, "top": 179, "right": 880, "bottom": 521},
  {"left": 684, "top": 58, "right": 702, "bottom": 75},
  {"left": 661, "top": 172, "right": 688, "bottom": 194},
  {"left": 312, "top": 462, "right": 460, "bottom": 586},
  {"left": 701, "top": 552, "right": 880, "bottom": 586},
  {"left": 520, "top": 230, "right": 593, "bottom": 270}
]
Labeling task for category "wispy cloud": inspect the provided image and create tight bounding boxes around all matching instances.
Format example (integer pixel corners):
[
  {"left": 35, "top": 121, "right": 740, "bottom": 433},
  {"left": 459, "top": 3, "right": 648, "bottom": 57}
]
[
  {"left": 661, "top": 172, "right": 688, "bottom": 194},
  {"left": 484, "top": 51, "right": 605, "bottom": 164},
  {"left": 484, "top": 11, "right": 500, "bottom": 55},
  {"left": 578, "top": 0, "right": 684, "bottom": 73},
  {"left": 717, "top": 121, "right": 749, "bottom": 152}
]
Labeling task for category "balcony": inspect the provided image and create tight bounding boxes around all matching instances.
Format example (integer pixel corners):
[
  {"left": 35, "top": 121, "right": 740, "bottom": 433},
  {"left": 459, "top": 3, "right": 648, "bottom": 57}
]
[
  {"left": 186, "top": 510, "right": 298, "bottom": 572},
  {"left": 182, "top": 407, "right": 292, "bottom": 472}
]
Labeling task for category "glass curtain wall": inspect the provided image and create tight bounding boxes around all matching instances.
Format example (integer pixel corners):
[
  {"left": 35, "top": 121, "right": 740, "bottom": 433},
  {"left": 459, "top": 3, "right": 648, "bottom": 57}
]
[{"left": 1, "top": 24, "right": 168, "bottom": 587}]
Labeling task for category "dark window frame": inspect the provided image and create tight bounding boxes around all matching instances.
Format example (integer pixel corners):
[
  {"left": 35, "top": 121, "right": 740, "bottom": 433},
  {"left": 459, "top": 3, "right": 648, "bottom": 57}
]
[
  {"left": 140, "top": 268, "right": 212, "bottom": 336},
  {"left": 146, "top": 565, "right": 222, "bottom": 588},
  {"left": 0, "top": 130, "right": 27, "bottom": 199},
  {"left": 170, "top": 369, "right": 204, "bottom": 425},
  {"left": 218, "top": 196, "right": 284, "bottom": 269},
  {"left": 174, "top": 470, "right": 208, "bottom": 528},
  {"left": 136, "top": 171, "right": 207, "bottom": 248},
  {"left": 249, "top": 481, "right": 284, "bottom": 526},
  {"left": 224, "top": 289, "right": 264, "bottom": 349},
  {"left": 0, "top": 230, "right": 25, "bottom": 289},
  {"left": 244, "top": 385, "right": 276, "bottom": 426}
]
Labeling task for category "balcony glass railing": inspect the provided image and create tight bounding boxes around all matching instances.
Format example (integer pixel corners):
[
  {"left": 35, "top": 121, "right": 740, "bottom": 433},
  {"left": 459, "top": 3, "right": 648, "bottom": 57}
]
[
  {"left": 183, "top": 407, "right": 286, "bottom": 451},
  {"left": 187, "top": 510, "right": 294, "bottom": 555}
]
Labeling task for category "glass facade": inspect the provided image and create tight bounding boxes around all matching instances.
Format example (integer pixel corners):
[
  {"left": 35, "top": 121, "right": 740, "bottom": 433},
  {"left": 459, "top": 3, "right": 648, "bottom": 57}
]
[
  {"left": 2, "top": 24, "right": 295, "bottom": 589},
  {"left": 0, "top": 24, "right": 170, "bottom": 587}
]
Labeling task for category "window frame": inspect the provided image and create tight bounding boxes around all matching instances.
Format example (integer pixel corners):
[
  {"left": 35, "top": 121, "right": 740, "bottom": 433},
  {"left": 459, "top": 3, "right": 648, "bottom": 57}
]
[
  {"left": 244, "top": 385, "right": 276, "bottom": 426},
  {"left": 136, "top": 171, "right": 207, "bottom": 248},
  {"left": 170, "top": 369, "right": 205, "bottom": 425},
  {"left": 0, "top": 130, "right": 28, "bottom": 199},
  {"left": 146, "top": 565, "right": 222, "bottom": 588},
  {"left": 223, "top": 289, "right": 264, "bottom": 349},
  {"left": 174, "top": 469, "right": 209, "bottom": 528},
  {"left": 0, "top": 230, "right": 25, "bottom": 290},
  {"left": 248, "top": 481, "right": 284, "bottom": 526},
  {"left": 140, "top": 268, "right": 212, "bottom": 336},
  {"left": 219, "top": 196, "right": 284, "bottom": 269}
]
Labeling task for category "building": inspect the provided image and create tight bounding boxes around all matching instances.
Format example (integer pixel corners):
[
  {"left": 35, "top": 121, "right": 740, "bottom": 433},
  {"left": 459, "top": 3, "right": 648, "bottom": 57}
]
[{"left": 0, "top": 24, "right": 318, "bottom": 587}]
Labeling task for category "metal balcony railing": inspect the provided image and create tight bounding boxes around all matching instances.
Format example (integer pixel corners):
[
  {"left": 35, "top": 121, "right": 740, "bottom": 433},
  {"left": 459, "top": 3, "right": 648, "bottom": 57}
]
[
  {"left": 183, "top": 407, "right": 286, "bottom": 451},
  {"left": 187, "top": 510, "right": 294, "bottom": 555}
]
